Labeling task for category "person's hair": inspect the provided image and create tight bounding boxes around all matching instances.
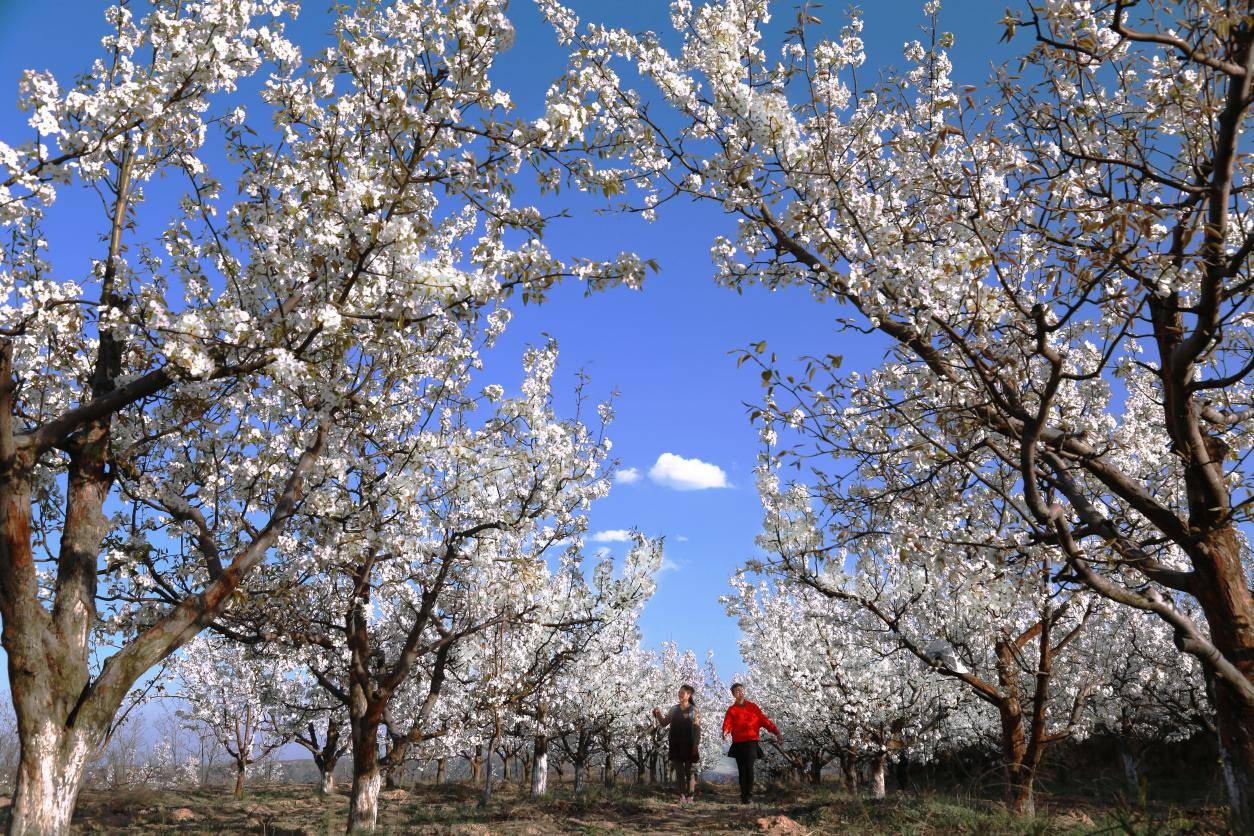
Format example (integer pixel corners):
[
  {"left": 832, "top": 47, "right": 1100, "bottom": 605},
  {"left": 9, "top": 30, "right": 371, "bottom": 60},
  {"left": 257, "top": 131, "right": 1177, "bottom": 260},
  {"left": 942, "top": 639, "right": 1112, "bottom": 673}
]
[
  {"left": 730, "top": 682, "right": 745, "bottom": 693},
  {"left": 679, "top": 684, "right": 696, "bottom": 707}
]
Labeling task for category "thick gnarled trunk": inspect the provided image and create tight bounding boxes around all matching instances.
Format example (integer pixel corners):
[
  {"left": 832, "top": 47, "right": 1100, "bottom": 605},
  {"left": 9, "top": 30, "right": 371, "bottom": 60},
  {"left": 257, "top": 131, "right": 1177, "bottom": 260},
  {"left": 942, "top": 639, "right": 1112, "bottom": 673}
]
[{"left": 8, "top": 724, "right": 93, "bottom": 836}]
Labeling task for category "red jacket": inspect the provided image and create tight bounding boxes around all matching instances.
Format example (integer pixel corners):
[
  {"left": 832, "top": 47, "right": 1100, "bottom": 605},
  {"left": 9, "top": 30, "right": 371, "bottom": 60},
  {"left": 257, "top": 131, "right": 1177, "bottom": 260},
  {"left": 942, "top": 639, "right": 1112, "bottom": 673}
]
[{"left": 722, "top": 700, "right": 779, "bottom": 743}]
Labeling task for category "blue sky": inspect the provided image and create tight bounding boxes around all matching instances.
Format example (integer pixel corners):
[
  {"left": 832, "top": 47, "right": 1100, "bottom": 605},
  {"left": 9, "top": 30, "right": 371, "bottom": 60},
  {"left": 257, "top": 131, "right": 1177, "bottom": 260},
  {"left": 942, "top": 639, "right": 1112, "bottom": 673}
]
[{"left": 0, "top": 1, "right": 1012, "bottom": 677}]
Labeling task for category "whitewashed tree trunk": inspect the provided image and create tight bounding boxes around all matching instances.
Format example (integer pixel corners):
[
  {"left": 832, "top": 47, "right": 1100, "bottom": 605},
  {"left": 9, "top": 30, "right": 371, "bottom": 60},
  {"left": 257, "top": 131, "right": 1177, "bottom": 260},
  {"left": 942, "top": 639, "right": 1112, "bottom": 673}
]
[
  {"left": 347, "top": 769, "right": 381, "bottom": 833},
  {"left": 870, "top": 754, "right": 887, "bottom": 799},
  {"left": 9, "top": 725, "right": 93, "bottom": 836},
  {"left": 480, "top": 729, "right": 498, "bottom": 807},
  {"left": 573, "top": 758, "right": 586, "bottom": 795},
  {"left": 1120, "top": 750, "right": 1140, "bottom": 795},
  {"left": 320, "top": 767, "right": 335, "bottom": 796},
  {"left": 530, "top": 735, "right": 549, "bottom": 798}
]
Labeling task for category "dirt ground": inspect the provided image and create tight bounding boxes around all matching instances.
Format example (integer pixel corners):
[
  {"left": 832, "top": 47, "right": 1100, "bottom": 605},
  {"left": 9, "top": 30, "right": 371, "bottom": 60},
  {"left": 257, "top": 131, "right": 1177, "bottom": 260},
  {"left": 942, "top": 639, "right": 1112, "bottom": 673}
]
[{"left": 0, "top": 779, "right": 1228, "bottom": 834}]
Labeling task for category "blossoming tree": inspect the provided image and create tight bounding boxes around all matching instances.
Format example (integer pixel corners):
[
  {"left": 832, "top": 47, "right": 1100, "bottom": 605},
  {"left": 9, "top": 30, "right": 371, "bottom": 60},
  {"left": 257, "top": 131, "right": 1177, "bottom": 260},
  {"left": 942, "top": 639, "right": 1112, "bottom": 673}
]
[
  {"left": 0, "top": 0, "right": 643, "bottom": 829},
  {"left": 171, "top": 635, "right": 292, "bottom": 798},
  {"left": 726, "top": 575, "right": 974, "bottom": 797},
  {"left": 548, "top": 0, "right": 1254, "bottom": 822}
]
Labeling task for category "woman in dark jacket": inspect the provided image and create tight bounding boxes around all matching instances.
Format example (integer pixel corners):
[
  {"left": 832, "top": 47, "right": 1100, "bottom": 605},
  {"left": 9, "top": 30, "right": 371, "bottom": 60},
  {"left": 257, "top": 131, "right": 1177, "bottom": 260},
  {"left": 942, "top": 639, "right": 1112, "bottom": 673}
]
[{"left": 652, "top": 684, "right": 700, "bottom": 803}]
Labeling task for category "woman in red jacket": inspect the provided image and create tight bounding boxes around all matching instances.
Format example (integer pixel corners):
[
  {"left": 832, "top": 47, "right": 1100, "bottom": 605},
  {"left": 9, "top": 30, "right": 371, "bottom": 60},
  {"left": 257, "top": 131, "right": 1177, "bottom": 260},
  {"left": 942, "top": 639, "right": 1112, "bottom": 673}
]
[{"left": 721, "top": 682, "right": 780, "bottom": 803}]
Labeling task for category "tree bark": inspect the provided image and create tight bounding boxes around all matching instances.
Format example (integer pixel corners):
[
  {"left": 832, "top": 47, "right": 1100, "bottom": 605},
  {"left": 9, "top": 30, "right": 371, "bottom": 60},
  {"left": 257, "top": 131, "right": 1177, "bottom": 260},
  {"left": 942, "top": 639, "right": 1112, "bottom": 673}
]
[
  {"left": 840, "top": 753, "right": 858, "bottom": 793},
  {"left": 347, "top": 737, "right": 382, "bottom": 834},
  {"left": 572, "top": 758, "right": 586, "bottom": 795},
  {"left": 435, "top": 758, "right": 445, "bottom": 785},
  {"left": 1193, "top": 527, "right": 1254, "bottom": 826},
  {"left": 1008, "top": 770, "right": 1035, "bottom": 817},
  {"left": 320, "top": 766, "right": 336, "bottom": 797},
  {"left": 480, "top": 733, "right": 497, "bottom": 807},
  {"left": 7, "top": 724, "right": 93, "bottom": 836},
  {"left": 233, "top": 763, "right": 246, "bottom": 799},
  {"left": 869, "top": 754, "right": 887, "bottom": 799},
  {"left": 1120, "top": 748, "right": 1140, "bottom": 797},
  {"left": 530, "top": 735, "right": 549, "bottom": 798}
]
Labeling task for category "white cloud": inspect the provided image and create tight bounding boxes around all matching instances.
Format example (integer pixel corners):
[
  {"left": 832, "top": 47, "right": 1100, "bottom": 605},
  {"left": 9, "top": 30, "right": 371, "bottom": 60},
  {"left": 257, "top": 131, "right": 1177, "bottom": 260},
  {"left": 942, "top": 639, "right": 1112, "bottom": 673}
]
[
  {"left": 676, "top": 535, "right": 689, "bottom": 543},
  {"left": 591, "top": 529, "right": 633, "bottom": 543},
  {"left": 615, "top": 467, "right": 642, "bottom": 484},
  {"left": 648, "top": 453, "right": 730, "bottom": 491},
  {"left": 659, "top": 556, "right": 682, "bottom": 574}
]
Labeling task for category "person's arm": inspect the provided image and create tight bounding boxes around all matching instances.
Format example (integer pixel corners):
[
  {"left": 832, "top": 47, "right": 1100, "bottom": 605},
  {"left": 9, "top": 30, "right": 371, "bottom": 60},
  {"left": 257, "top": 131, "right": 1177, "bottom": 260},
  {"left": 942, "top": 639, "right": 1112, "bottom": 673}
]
[
  {"left": 722, "top": 706, "right": 732, "bottom": 739},
  {"left": 692, "top": 706, "right": 701, "bottom": 727},
  {"left": 755, "top": 703, "right": 780, "bottom": 737},
  {"left": 653, "top": 707, "right": 672, "bottom": 727}
]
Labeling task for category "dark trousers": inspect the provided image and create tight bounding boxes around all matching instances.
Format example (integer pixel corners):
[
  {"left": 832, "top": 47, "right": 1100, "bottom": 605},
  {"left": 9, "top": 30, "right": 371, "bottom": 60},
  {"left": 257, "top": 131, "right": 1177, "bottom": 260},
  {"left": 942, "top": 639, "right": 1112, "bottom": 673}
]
[{"left": 729, "top": 741, "right": 760, "bottom": 802}]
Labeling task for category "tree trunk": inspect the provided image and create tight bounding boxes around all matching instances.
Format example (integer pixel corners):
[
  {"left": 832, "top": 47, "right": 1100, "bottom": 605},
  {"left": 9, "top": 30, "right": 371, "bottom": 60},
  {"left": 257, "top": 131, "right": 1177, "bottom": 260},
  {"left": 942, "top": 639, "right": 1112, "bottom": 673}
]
[
  {"left": 347, "top": 725, "right": 382, "bottom": 833},
  {"left": 7, "top": 724, "right": 93, "bottom": 836},
  {"left": 435, "top": 758, "right": 445, "bottom": 785},
  {"left": 500, "top": 753, "right": 510, "bottom": 784},
  {"left": 994, "top": 694, "right": 1037, "bottom": 816},
  {"left": 1120, "top": 749, "right": 1140, "bottom": 797},
  {"left": 530, "top": 735, "right": 549, "bottom": 799},
  {"left": 1216, "top": 704, "right": 1254, "bottom": 829},
  {"left": 1197, "top": 528, "right": 1254, "bottom": 831},
  {"left": 895, "top": 758, "right": 909, "bottom": 790},
  {"left": 1008, "top": 769, "right": 1035, "bottom": 817},
  {"left": 603, "top": 752, "right": 614, "bottom": 786},
  {"left": 809, "top": 757, "right": 823, "bottom": 786},
  {"left": 480, "top": 736, "right": 497, "bottom": 807},
  {"left": 572, "top": 758, "right": 586, "bottom": 795},
  {"left": 869, "top": 754, "right": 887, "bottom": 799},
  {"left": 470, "top": 745, "right": 483, "bottom": 784},
  {"left": 840, "top": 753, "right": 858, "bottom": 793},
  {"left": 320, "top": 766, "right": 336, "bottom": 797},
  {"left": 233, "top": 763, "right": 246, "bottom": 799}
]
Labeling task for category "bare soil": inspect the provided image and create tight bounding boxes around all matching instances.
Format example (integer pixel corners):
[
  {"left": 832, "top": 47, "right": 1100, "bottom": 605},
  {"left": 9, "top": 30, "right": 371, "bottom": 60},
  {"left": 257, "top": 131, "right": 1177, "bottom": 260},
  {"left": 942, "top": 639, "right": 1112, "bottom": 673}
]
[{"left": 0, "top": 780, "right": 1228, "bottom": 834}]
